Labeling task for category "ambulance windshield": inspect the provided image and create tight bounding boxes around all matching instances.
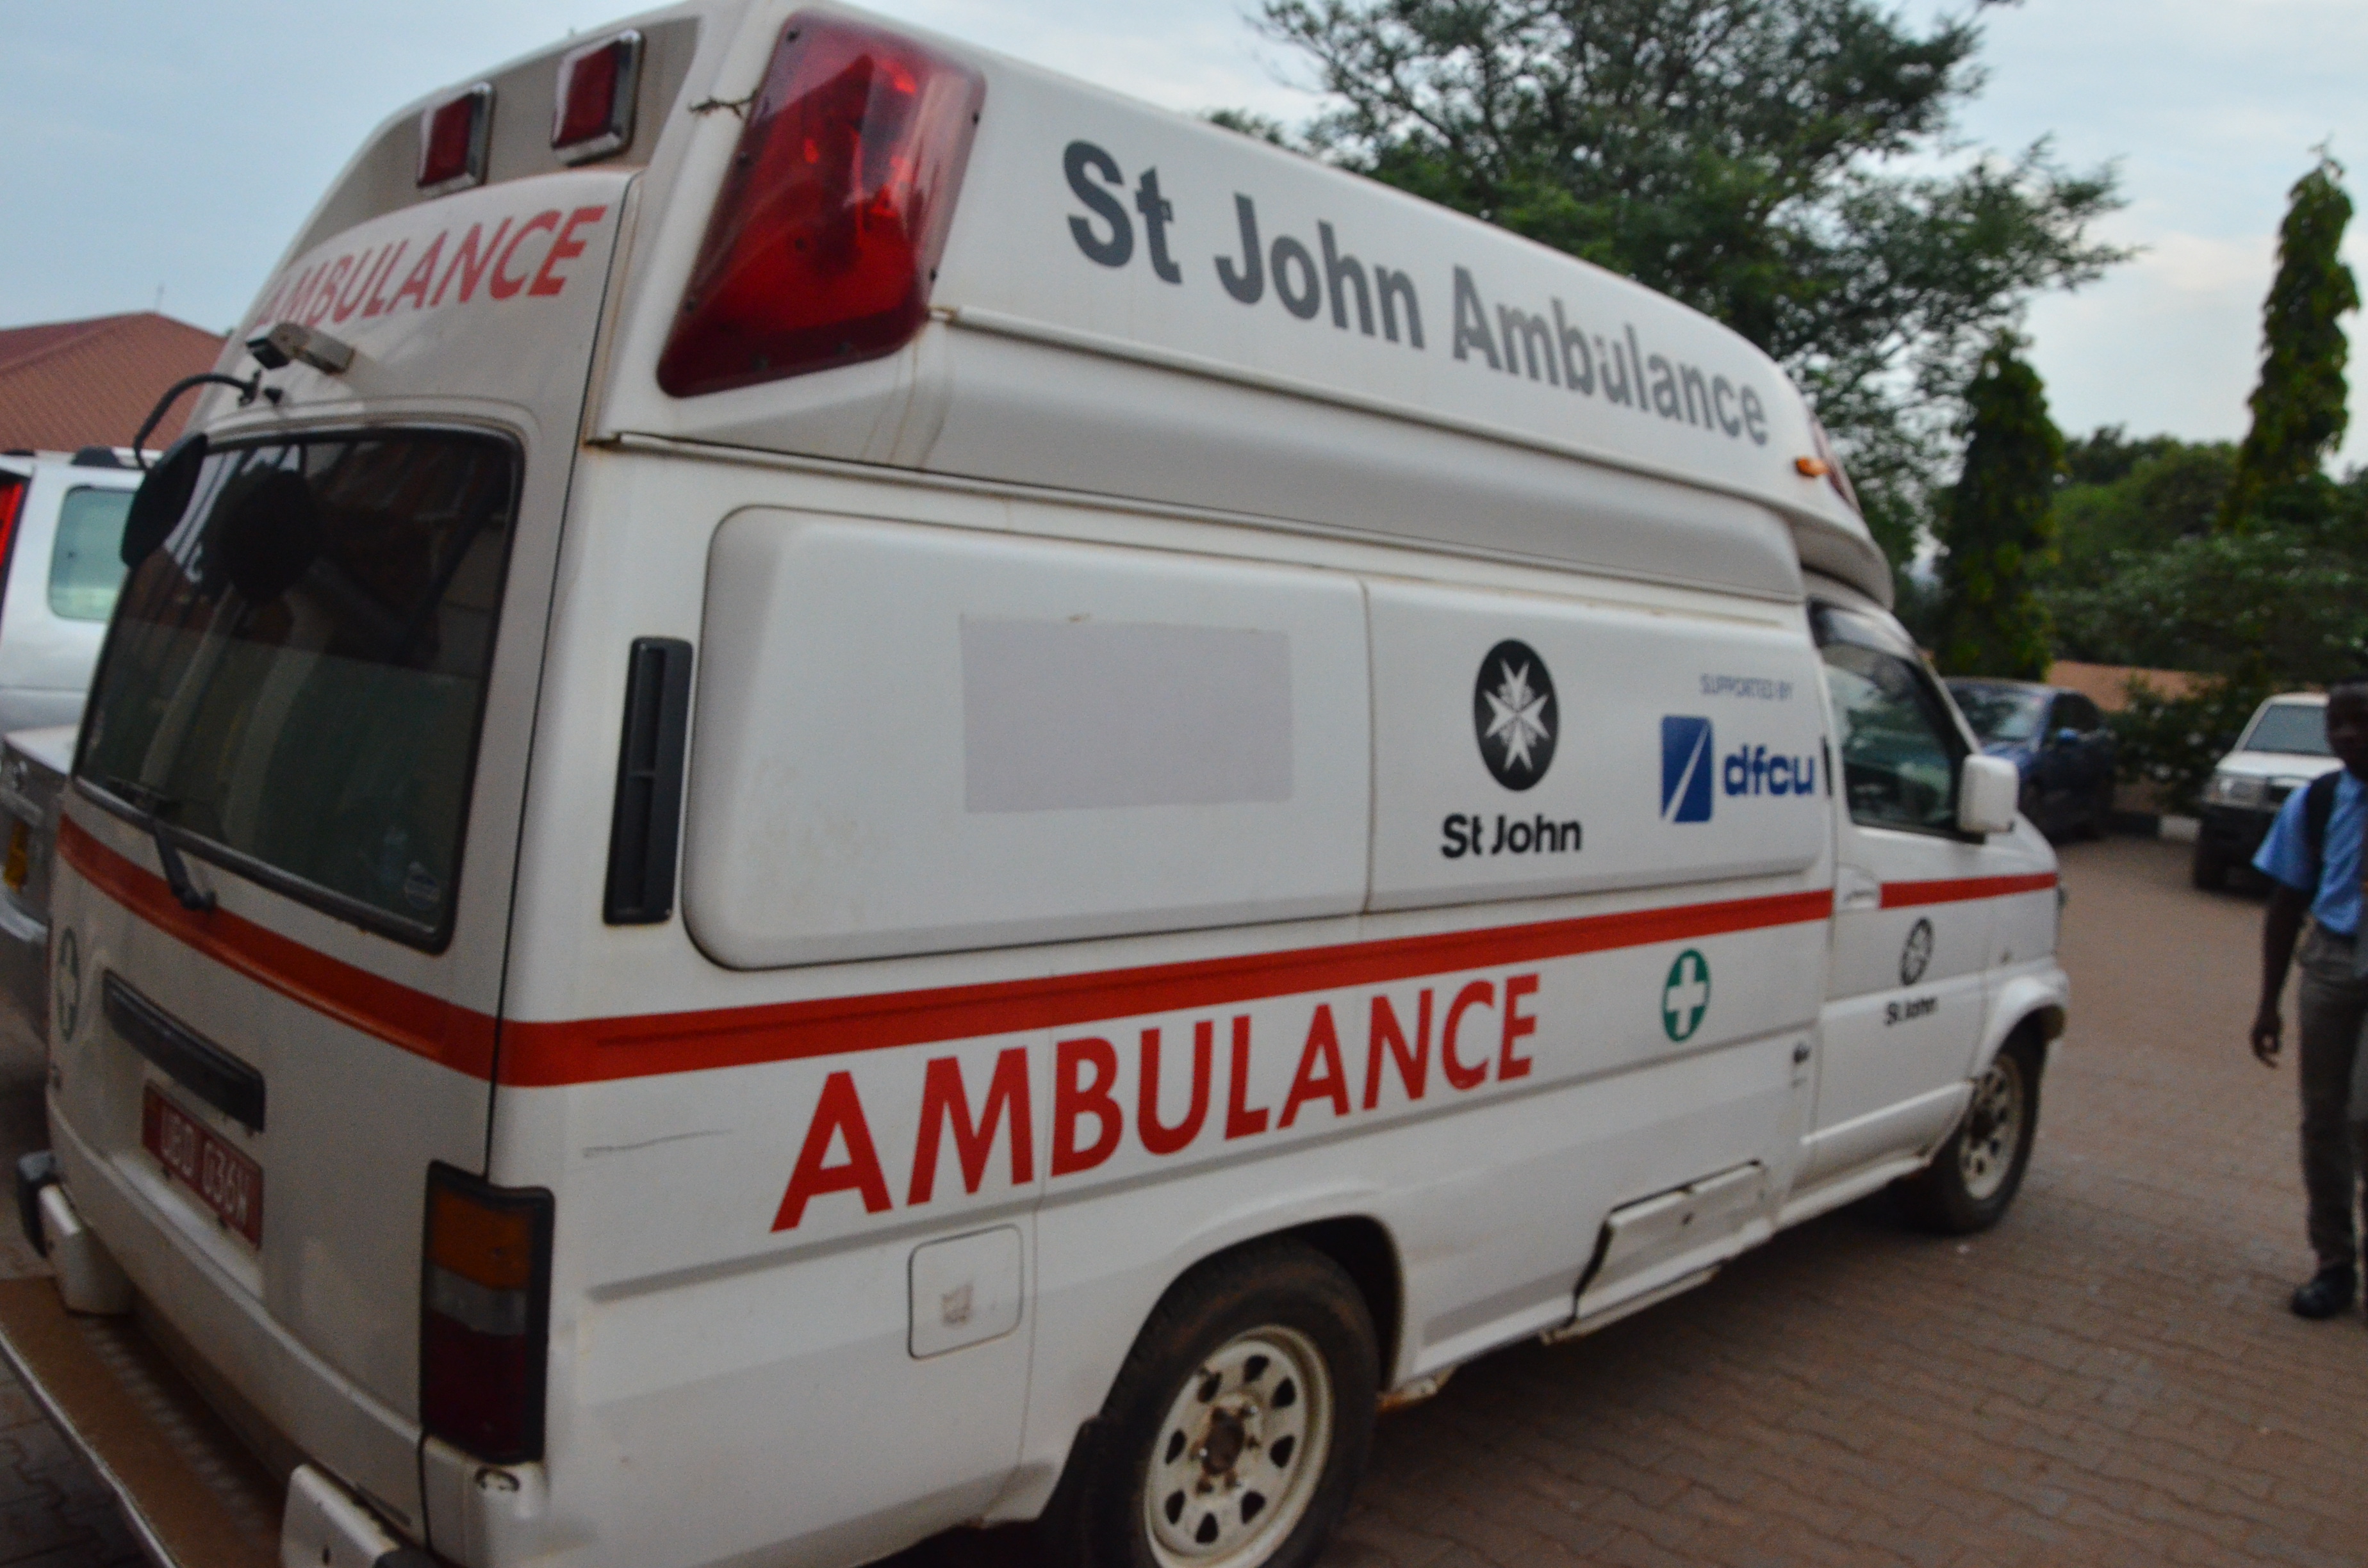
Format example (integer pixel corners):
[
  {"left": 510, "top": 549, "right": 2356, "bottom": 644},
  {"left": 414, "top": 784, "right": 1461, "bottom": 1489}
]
[{"left": 79, "top": 431, "right": 516, "bottom": 946}]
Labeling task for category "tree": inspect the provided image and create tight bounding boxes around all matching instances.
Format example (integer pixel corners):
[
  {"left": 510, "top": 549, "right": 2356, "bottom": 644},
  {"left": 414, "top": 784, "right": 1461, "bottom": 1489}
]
[
  {"left": 1933, "top": 334, "right": 2060, "bottom": 678},
  {"left": 1243, "top": 0, "right": 2126, "bottom": 579},
  {"left": 2223, "top": 152, "right": 2359, "bottom": 530},
  {"left": 2045, "top": 434, "right": 2233, "bottom": 595}
]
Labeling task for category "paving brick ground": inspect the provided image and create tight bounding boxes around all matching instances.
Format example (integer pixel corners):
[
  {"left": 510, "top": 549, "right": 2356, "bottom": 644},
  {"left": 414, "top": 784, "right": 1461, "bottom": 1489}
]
[{"left": 4, "top": 835, "right": 2365, "bottom": 1566}]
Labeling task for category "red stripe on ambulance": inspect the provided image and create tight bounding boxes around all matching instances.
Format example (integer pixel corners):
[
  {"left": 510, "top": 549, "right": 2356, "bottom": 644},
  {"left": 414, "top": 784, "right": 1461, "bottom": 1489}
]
[{"left": 1879, "top": 872, "right": 2056, "bottom": 908}]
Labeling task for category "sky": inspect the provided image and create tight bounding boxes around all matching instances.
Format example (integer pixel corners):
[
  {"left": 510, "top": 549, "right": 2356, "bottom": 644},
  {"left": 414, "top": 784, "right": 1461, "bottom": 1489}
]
[{"left": 2, "top": 0, "right": 2363, "bottom": 466}]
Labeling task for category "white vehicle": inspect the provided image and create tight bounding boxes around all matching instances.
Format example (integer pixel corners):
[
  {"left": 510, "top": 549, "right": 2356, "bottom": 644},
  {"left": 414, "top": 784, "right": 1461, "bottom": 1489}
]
[
  {"left": 5, "top": 7, "right": 2068, "bottom": 1568},
  {"left": 0, "top": 724, "right": 75, "bottom": 1034},
  {"left": 0, "top": 450, "right": 142, "bottom": 736},
  {"left": 2192, "top": 692, "right": 2340, "bottom": 890}
]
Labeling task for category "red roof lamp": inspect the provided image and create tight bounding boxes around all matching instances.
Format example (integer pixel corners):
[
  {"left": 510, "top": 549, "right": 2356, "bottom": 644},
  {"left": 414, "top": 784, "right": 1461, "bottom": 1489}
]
[
  {"left": 418, "top": 84, "right": 493, "bottom": 193},
  {"left": 554, "top": 30, "right": 643, "bottom": 163},
  {"left": 656, "top": 13, "right": 986, "bottom": 398}
]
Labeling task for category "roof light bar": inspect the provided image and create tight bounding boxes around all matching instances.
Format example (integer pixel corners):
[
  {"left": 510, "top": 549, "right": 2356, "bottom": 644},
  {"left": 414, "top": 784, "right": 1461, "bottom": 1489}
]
[
  {"left": 418, "top": 83, "right": 494, "bottom": 194},
  {"left": 656, "top": 13, "right": 987, "bottom": 398},
  {"left": 554, "top": 30, "right": 642, "bottom": 164}
]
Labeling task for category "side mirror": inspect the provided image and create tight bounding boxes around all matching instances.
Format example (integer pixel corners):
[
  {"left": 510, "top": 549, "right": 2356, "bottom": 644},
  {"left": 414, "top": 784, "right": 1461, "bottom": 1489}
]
[
  {"left": 1958, "top": 754, "right": 2020, "bottom": 836},
  {"left": 121, "top": 433, "right": 206, "bottom": 568},
  {"left": 2053, "top": 726, "right": 2082, "bottom": 748}
]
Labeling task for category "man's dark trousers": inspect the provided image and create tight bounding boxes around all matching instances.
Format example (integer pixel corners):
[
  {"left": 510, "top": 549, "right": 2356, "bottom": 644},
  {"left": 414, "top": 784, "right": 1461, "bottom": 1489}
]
[{"left": 2296, "top": 924, "right": 2368, "bottom": 1273}]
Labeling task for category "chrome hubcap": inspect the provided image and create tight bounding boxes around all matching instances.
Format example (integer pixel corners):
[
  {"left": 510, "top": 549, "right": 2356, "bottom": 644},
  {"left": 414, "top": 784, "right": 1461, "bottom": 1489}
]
[
  {"left": 1958, "top": 1055, "right": 2025, "bottom": 1201},
  {"left": 1145, "top": 1327, "right": 1332, "bottom": 1566}
]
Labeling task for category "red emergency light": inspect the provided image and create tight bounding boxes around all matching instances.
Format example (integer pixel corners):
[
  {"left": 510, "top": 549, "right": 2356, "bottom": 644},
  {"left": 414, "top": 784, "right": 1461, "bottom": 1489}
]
[
  {"left": 553, "top": 30, "right": 642, "bottom": 163},
  {"left": 418, "top": 84, "right": 493, "bottom": 193},
  {"left": 655, "top": 13, "right": 985, "bottom": 398}
]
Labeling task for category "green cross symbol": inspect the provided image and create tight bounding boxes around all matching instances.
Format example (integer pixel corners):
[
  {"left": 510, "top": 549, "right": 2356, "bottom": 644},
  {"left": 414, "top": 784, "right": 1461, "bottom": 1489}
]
[{"left": 1662, "top": 949, "right": 1711, "bottom": 1042}]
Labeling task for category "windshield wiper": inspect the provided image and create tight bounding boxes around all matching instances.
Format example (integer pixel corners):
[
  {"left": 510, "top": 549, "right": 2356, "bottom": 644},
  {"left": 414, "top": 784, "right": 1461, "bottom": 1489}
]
[{"left": 92, "top": 774, "right": 215, "bottom": 914}]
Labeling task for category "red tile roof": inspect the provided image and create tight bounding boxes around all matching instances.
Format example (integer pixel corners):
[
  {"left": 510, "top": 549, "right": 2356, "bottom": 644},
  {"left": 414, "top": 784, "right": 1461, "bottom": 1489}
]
[
  {"left": 2044, "top": 660, "right": 2206, "bottom": 712},
  {"left": 0, "top": 313, "right": 227, "bottom": 455}
]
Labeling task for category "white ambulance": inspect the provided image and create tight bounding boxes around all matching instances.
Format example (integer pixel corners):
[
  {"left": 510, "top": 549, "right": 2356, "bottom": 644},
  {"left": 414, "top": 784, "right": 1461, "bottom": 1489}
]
[{"left": 4, "top": 6, "right": 2068, "bottom": 1567}]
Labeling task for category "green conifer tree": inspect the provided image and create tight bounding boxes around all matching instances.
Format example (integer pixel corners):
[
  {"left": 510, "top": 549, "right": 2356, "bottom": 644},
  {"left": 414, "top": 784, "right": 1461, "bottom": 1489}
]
[
  {"left": 2222, "top": 151, "right": 2359, "bottom": 530},
  {"left": 1936, "top": 335, "right": 2062, "bottom": 678}
]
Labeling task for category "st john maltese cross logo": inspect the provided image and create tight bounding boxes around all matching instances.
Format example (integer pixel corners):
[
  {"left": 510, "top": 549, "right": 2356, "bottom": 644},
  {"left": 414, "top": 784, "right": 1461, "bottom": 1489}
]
[{"left": 1472, "top": 639, "right": 1558, "bottom": 790}]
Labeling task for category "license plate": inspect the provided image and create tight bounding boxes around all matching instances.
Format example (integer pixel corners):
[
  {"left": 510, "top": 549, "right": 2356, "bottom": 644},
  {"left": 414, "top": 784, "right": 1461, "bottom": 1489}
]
[{"left": 142, "top": 1086, "right": 263, "bottom": 1246}]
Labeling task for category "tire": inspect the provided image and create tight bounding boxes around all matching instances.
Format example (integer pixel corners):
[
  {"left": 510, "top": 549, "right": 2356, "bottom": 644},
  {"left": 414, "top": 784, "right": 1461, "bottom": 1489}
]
[
  {"left": 2191, "top": 841, "right": 2229, "bottom": 891},
  {"left": 1037, "top": 1241, "right": 1379, "bottom": 1568},
  {"left": 1898, "top": 1032, "right": 2043, "bottom": 1235}
]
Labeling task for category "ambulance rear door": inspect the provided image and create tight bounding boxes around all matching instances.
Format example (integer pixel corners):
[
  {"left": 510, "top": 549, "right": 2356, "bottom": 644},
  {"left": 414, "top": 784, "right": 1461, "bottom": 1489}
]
[{"left": 44, "top": 170, "right": 629, "bottom": 1531}]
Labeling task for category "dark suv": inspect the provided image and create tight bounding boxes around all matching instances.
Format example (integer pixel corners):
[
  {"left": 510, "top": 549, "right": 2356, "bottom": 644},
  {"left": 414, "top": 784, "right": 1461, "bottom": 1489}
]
[{"left": 1945, "top": 680, "right": 2117, "bottom": 840}]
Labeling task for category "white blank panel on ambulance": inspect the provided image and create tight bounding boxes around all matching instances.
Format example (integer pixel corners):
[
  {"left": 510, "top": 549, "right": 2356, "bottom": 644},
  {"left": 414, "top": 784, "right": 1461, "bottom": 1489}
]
[
  {"left": 1367, "top": 581, "right": 1828, "bottom": 910},
  {"left": 686, "top": 514, "right": 1371, "bottom": 967}
]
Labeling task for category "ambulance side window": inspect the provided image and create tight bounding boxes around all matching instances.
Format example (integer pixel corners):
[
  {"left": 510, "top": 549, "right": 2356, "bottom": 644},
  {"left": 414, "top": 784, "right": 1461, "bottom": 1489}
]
[{"left": 1811, "top": 605, "right": 1966, "bottom": 836}]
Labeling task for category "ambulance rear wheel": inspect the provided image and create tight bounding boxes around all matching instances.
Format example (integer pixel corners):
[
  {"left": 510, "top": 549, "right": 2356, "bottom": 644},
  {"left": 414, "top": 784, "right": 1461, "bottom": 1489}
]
[
  {"left": 1042, "top": 1241, "right": 1377, "bottom": 1568},
  {"left": 1899, "top": 1032, "right": 2042, "bottom": 1235}
]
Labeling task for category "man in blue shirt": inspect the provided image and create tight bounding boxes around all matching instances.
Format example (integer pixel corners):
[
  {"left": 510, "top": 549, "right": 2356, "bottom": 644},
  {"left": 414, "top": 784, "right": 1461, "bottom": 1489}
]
[{"left": 2252, "top": 681, "right": 2368, "bottom": 1318}]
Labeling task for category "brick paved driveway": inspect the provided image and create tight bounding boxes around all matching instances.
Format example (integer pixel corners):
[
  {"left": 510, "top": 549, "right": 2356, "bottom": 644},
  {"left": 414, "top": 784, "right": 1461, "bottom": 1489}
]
[{"left": 6, "top": 835, "right": 2366, "bottom": 1567}]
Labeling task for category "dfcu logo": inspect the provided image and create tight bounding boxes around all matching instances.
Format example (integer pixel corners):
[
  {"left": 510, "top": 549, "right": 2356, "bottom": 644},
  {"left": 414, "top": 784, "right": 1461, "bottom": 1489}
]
[
  {"left": 1661, "top": 716, "right": 1715, "bottom": 822},
  {"left": 1723, "top": 743, "right": 1816, "bottom": 797},
  {"left": 1662, "top": 716, "right": 1818, "bottom": 822}
]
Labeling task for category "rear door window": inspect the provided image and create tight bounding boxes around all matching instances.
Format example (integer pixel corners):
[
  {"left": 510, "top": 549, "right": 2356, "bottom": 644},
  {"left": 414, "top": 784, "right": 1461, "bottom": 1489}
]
[
  {"left": 79, "top": 432, "right": 518, "bottom": 947},
  {"left": 49, "top": 487, "right": 135, "bottom": 621}
]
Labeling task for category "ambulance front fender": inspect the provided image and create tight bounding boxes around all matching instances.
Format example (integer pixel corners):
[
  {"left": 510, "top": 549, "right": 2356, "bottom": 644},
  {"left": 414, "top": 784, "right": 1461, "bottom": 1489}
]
[{"left": 1975, "top": 967, "right": 2069, "bottom": 1076}]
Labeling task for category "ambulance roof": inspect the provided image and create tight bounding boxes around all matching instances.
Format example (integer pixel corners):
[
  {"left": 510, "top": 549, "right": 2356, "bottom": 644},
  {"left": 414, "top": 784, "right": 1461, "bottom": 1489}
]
[{"left": 238, "top": 0, "right": 1895, "bottom": 605}]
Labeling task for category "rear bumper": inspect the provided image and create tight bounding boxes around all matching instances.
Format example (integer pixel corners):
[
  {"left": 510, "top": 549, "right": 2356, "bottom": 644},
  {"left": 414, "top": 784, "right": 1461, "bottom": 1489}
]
[
  {"left": 0, "top": 1273, "right": 281, "bottom": 1568},
  {"left": 47, "top": 1107, "right": 434, "bottom": 1553}
]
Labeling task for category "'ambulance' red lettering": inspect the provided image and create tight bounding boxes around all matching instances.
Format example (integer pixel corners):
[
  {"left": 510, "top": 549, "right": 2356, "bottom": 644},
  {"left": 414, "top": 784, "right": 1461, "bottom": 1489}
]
[
  {"left": 1138, "top": 1024, "right": 1212, "bottom": 1156},
  {"left": 1363, "top": 990, "right": 1432, "bottom": 1109},
  {"left": 907, "top": 1049, "right": 1033, "bottom": 1205},
  {"left": 1442, "top": 981, "right": 1494, "bottom": 1090},
  {"left": 434, "top": 219, "right": 513, "bottom": 307},
  {"left": 387, "top": 233, "right": 446, "bottom": 314},
  {"left": 1279, "top": 1004, "right": 1351, "bottom": 1128},
  {"left": 1052, "top": 1036, "right": 1122, "bottom": 1176},
  {"left": 306, "top": 256, "right": 354, "bottom": 326},
  {"left": 771, "top": 1070, "right": 892, "bottom": 1230},
  {"left": 332, "top": 245, "right": 388, "bottom": 323},
  {"left": 1499, "top": 973, "right": 1540, "bottom": 1081},
  {"left": 490, "top": 210, "right": 563, "bottom": 300},
  {"left": 1224, "top": 1015, "right": 1269, "bottom": 1139},
  {"left": 361, "top": 240, "right": 409, "bottom": 317},
  {"left": 530, "top": 206, "right": 609, "bottom": 297}
]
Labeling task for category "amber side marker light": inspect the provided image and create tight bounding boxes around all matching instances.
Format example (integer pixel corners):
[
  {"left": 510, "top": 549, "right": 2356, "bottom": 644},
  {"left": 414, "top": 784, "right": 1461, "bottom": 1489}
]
[
  {"left": 1807, "top": 413, "right": 1861, "bottom": 512},
  {"left": 656, "top": 12, "right": 987, "bottom": 398},
  {"left": 418, "top": 84, "right": 494, "bottom": 193},
  {"left": 554, "top": 30, "right": 642, "bottom": 163},
  {"left": 421, "top": 1163, "right": 552, "bottom": 1464}
]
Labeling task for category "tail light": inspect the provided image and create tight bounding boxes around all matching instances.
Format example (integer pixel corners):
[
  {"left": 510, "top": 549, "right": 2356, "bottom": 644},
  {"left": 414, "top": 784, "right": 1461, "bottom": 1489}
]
[
  {"left": 655, "top": 13, "right": 986, "bottom": 398},
  {"left": 418, "top": 84, "right": 494, "bottom": 193},
  {"left": 420, "top": 1163, "right": 552, "bottom": 1463},
  {"left": 554, "top": 30, "right": 642, "bottom": 164},
  {"left": 0, "top": 476, "right": 24, "bottom": 571}
]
